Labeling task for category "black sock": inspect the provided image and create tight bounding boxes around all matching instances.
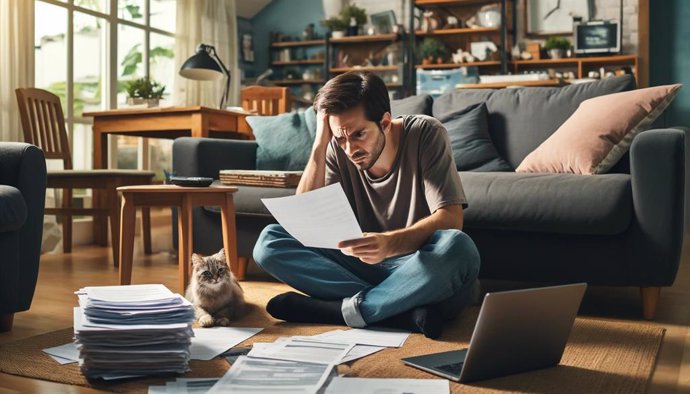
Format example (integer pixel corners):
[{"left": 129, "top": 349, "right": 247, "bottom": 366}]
[
  {"left": 266, "top": 292, "right": 345, "bottom": 325},
  {"left": 434, "top": 278, "right": 479, "bottom": 322},
  {"left": 373, "top": 306, "right": 445, "bottom": 339}
]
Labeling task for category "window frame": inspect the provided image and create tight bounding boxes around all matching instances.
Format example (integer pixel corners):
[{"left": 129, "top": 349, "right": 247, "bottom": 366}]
[{"left": 36, "top": 0, "right": 175, "bottom": 169}]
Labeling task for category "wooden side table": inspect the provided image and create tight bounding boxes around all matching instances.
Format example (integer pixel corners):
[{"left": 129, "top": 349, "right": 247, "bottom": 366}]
[{"left": 117, "top": 185, "right": 242, "bottom": 293}]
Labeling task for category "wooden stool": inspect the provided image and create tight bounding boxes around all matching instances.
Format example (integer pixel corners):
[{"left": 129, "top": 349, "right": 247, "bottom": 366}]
[{"left": 117, "top": 185, "right": 241, "bottom": 293}]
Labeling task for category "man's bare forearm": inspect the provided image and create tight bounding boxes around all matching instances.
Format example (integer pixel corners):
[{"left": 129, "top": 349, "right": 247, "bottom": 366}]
[
  {"left": 385, "top": 205, "right": 464, "bottom": 257},
  {"left": 296, "top": 142, "right": 329, "bottom": 194}
]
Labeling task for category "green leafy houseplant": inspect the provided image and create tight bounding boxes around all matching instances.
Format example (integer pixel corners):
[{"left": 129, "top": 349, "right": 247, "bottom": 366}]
[
  {"left": 340, "top": 4, "right": 367, "bottom": 27},
  {"left": 543, "top": 37, "right": 571, "bottom": 59},
  {"left": 543, "top": 37, "right": 571, "bottom": 51},
  {"left": 417, "top": 38, "right": 448, "bottom": 64},
  {"left": 125, "top": 77, "right": 165, "bottom": 107},
  {"left": 321, "top": 16, "right": 348, "bottom": 32}
]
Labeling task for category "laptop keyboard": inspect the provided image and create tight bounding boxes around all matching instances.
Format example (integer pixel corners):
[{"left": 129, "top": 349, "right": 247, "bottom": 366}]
[{"left": 436, "top": 361, "right": 464, "bottom": 375}]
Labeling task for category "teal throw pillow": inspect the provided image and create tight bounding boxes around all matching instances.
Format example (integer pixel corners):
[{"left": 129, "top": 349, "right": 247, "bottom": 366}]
[{"left": 248, "top": 110, "right": 316, "bottom": 171}]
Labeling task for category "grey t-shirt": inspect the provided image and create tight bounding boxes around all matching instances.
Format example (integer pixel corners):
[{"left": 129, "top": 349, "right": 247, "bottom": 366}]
[{"left": 325, "top": 115, "right": 467, "bottom": 233}]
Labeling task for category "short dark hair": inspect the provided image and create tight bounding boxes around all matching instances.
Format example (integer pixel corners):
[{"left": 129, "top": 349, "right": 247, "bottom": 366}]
[{"left": 313, "top": 71, "right": 391, "bottom": 123}]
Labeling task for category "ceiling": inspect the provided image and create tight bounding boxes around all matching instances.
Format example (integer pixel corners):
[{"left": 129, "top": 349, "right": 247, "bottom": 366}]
[{"left": 236, "top": 0, "right": 272, "bottom": 19}]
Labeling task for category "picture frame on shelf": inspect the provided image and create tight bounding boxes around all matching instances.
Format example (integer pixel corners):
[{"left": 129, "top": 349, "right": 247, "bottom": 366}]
[
  {"left": 370, "top": 10, "right": 396, "bottom": 34},
  {"left": 241, "top": 34, "right": 254, "bottom": 62}
]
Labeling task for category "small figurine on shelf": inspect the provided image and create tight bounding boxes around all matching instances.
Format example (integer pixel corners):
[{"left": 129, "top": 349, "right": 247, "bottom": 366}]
[
  {"left": 421, "top": 11, "right": 441, "bottom": 32},
  {"left": 303, "top": 23, "right": 315, "bottom": 40},
  {"left": 445, "top": 16, "right": 459, "bottom": 29},
  {"left": 451, "top": 48, "right": 476, "bottom": 64}
]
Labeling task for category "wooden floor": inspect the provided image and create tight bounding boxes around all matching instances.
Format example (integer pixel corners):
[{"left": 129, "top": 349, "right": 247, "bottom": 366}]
[{"left": 1, "top": 219, "right": 689, "bottom": 393}]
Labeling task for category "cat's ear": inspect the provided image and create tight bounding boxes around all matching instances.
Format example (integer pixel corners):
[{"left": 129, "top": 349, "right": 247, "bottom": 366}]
[
  {"left": 191, "top": 253, "right": 204, "bottom": 266},
  {"left": 216, "top": 248, "right": 226, "bottom": 260}
]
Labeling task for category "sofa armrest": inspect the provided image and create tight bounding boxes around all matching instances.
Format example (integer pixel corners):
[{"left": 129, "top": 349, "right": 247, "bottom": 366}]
[
  {"left": 0, "top": 142, "right": 46, "bottom": 313},
  {"left": 630, "top": 127, "right": 687, "bottom": 283},
  {"left": 172, "top": 137, "right": 258, "bottom": 178}
]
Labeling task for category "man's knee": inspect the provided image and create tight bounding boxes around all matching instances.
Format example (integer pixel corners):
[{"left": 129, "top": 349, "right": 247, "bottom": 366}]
[
  {"left": 433, "top": 229, "right": 481, "bottom": 280},
  {"left": 252, "top": 224, "right": 288, "bottom": 271}
]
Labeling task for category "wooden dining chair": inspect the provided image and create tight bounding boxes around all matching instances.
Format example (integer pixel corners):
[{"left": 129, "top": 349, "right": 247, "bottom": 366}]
[
  {"left": 240, "top": 86, "right": 291, "bottom": 115},
  {"left": 15, "top": 88, "right": 154, "bottom": 265}
]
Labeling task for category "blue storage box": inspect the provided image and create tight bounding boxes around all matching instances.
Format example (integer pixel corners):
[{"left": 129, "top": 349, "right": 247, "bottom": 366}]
[{"left": 416, "top": 67, "right": 479, "bottom": 97}]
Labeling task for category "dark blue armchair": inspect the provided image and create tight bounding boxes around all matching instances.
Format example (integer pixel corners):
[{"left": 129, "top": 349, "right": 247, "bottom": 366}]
[{"left": 0, "top": 143, "right": 46, "bottom": 332}]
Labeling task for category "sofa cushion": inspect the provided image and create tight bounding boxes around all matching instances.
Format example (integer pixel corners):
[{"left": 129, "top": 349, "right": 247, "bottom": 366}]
[
  {"left": 517, "top": 84, "right": 682, "bottom": 175},
  {"left": 460, "top": 172, "right": 632, "bottom": 235},
  {"left": 441, "top": 103, "right": 513, "bottom": 172},
  {"left": 391, "top": 94, "right": 433, "bottom": 118},
  {"left": 247, "top": 110, "right": 315, "bottom": 171},
  {"left": 227, "top": 186, "right": 297, "bottom": 216},
  {"left": 432, "top": 75, "right": 637, "bottom": 168},
  {"left": 0, "top": 185, "right": 28, "bottom": 232}
]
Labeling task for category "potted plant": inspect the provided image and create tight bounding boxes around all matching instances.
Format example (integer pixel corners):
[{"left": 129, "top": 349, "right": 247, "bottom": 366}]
[
  {"left": 322, "top": 16, "right": 348, "bottom": 39},
  {"left": 543, "top": 37, "right": 571, "bottom": 59},
  {"left": 417, "top": 38, "right": 448, "bottom": 65},
  {"left": 125, "top": 77, "right": 165, "bottom": 107},
  {"left": 340, "top": 4, "right": 367, "bottom": 36}
]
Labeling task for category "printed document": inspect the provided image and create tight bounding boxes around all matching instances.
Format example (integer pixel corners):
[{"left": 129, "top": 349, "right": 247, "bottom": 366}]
[
  {"left": 208, "top": 356, "right": 334, "bottom": 394},
  {"left": 261, "top": 183, "right": 362, "bottom": 249}
]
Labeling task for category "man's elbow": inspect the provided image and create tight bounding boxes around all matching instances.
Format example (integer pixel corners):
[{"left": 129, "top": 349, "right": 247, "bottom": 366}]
[{"left": 439, "top": 205, "right": 464, "bottom": 230}]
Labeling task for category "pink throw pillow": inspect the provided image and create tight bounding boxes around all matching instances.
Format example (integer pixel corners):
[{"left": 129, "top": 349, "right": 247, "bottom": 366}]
[{"left": 516, "top": 84, "right": 682, "bottom": 175}]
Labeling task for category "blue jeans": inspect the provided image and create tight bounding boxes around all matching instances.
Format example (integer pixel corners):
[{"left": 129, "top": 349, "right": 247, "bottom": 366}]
[{"left": 253, "top": 224, "right": 480, "bottom": 328}]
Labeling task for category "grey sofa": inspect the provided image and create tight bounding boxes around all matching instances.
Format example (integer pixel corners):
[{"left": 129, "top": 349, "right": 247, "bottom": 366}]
[
  {"left": 0, "top": 143, "right": 47, "bottom": 331},
  {"left": 173, "top": 75, "right": 688, "bottom": 319}
]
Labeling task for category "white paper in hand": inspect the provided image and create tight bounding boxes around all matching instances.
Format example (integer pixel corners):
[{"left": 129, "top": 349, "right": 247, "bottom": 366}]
[{"left": 261, "top": 183, "right": 362, "bottom": 249}]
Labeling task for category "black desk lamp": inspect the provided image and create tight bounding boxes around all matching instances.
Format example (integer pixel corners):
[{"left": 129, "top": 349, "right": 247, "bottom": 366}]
[{"left": 179, "top": 44, "right": 231, "bottom": 109}]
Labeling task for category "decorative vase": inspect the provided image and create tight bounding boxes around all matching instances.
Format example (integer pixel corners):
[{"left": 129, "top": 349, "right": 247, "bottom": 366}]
[
  {"left": 127, "top": 97, "right": 159, "bottom": 108},
  {"left": 346, "top": 25, "right": 359, "bottom": 36},
  {"left": 422, "top": 58, "right": 432, "bottom": 65},
  {"left": 548, "top": 49, "right": 564, "bottom": 59},
  {"left": 331, "top": 30, "right": 345, "bottom": 39}
]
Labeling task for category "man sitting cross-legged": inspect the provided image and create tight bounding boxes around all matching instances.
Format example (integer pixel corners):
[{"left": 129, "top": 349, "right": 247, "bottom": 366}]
[{"left": 253, "top": 71, "right": 480, "bottom": 339}]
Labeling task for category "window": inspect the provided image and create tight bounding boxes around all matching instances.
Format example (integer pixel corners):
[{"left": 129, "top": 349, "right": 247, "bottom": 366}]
[{"left": 35, "top": 0, "right": 176, "bottom": 179}]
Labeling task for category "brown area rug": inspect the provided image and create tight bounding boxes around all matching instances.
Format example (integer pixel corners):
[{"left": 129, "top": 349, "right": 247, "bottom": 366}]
[{"left": 0, "top": 282, "right": 664, "bottom": 394}]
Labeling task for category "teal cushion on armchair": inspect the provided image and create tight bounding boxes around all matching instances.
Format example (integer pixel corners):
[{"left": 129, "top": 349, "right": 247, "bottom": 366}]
[{"left": 247, "top": 109, "right": 316, "bottom": 171}]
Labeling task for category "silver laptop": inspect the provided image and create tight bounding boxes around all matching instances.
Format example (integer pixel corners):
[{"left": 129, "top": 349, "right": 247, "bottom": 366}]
[{"left": 401, "top": 283, "right": 586, "bottom": 383}]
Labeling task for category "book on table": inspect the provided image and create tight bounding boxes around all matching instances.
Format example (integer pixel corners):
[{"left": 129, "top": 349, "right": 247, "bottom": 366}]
[{"left": 219, "top": 170, "right": 302, "bottom": 188}]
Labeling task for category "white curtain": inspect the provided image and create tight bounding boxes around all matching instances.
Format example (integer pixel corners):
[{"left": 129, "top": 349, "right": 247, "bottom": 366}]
[
  {"left": 0, "top": 0, "right": 34, "bottom": 141},
  {"left": 174, "top": 0, "right": 240, "bottom": 108}
]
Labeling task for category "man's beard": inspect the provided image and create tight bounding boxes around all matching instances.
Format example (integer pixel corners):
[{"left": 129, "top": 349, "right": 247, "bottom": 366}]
[{"left": 351, "top": 129, "right": 386, "bottom": 171}]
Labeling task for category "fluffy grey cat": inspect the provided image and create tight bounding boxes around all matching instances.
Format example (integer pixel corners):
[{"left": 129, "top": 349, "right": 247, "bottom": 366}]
[{"left": 185, "top": 249, "right": 245, "bottom": 327}]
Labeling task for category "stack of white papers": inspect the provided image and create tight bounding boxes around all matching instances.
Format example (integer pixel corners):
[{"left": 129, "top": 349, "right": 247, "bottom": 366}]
[{"left": 73, "top": 284, "right": 196, "bottom": 380}]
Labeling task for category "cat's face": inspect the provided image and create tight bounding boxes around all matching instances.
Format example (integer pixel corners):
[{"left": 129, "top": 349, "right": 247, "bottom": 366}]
[{"left": 191, "top": 249, "right": 231, "bottom": 288}]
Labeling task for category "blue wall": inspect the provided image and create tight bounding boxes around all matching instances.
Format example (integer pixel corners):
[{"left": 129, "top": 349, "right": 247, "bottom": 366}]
[
  {"left": 251, "top": 0, "right": 328, "bottom": 78},
  {"left": 650, "top": 0, "right": 690, "bottom": 126}
]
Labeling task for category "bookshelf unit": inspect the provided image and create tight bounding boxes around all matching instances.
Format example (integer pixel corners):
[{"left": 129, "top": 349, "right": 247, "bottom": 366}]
[
  {"left": 408, "top": 0, "right": 514, "bottom": 95},
  {"left": 327, "top": 33, "right": 406, "bottom": 98},
  {"left": 269, "top": 38, "right": 327, "bottom": 91}
]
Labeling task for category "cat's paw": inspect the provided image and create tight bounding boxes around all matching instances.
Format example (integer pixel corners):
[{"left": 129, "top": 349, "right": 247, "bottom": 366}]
[
  {"left": 216, "top": 317, "right": 230, "bottom": 326},
  {"left": 198, "top": 315, "right": 215, "bottom": 327}
]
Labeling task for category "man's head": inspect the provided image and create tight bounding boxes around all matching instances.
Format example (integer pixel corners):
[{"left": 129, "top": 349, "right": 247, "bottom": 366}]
[{"left": 313, "top": 72, "right": 392, "bottom": 171}]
